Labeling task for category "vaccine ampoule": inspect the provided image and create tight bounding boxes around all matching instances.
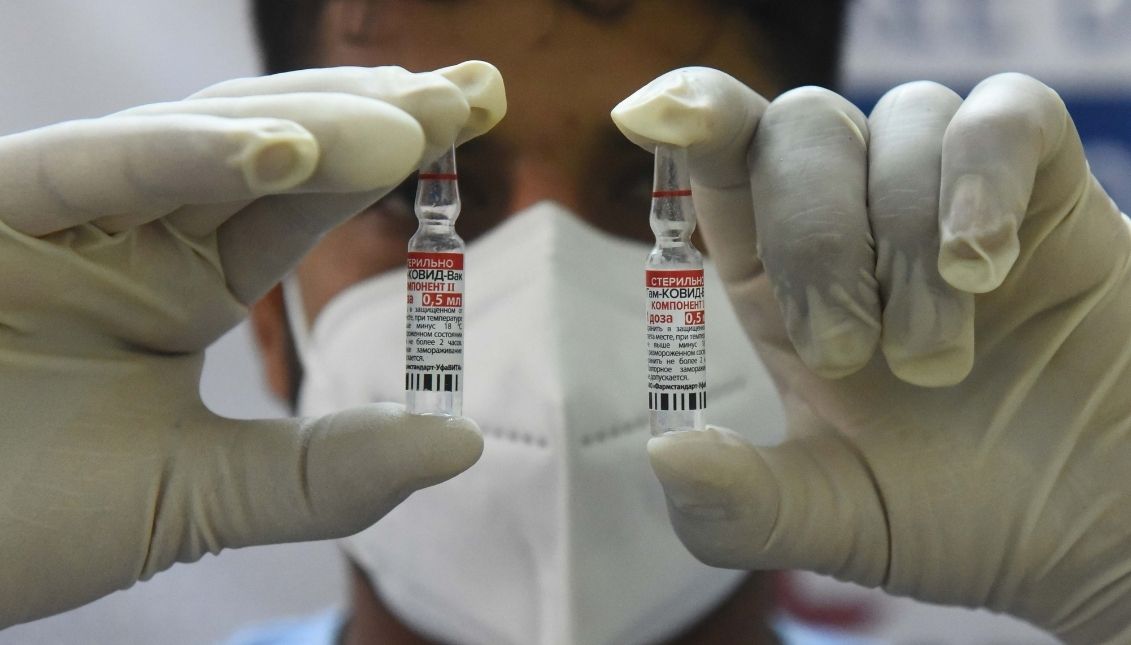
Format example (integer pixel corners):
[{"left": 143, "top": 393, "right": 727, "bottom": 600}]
[
  {"left": 646, "top": 144, "right": 706, "bottom": 436},
  {"left": 405, "top": 145, "right": 464, "bottom": 416}
]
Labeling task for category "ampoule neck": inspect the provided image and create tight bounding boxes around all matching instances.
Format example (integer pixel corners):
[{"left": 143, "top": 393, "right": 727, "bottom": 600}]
[
  {"left": 649, "top": 144, "right": 697, "bottom": 249},
  {"left": 653, "top": 145, "right": 691, "bottom": 193},
  {"left": 415, "top": 145, "right": 461, "bottom": 226},
  {"left": 417, "top": 219, "right": 458, "bottom": 233}
]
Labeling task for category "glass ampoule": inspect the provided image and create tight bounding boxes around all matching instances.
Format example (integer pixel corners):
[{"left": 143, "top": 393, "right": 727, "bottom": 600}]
[
  {"left": 405, "top": 145, "right": 464, "bottom": 416},
  {"left": 645, "top": 144, "right": 706, "bottom": 435}
]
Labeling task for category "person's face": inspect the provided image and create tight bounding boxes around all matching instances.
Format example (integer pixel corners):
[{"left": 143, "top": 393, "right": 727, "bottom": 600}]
[
  {"left": 251, "top": 0, "right": 778, "bottom": 399},
  {"left": 246, "top": 4, "right": 784, "bottom": 640}
]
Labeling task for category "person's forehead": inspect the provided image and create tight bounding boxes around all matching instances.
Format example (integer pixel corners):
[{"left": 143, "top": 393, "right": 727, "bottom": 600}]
[
  {"left": 327, "top": 1, "right": 727, "bottom": 64},
  {"left": 315, "top": 0, "right": 773, "bottom": 161},
  {"left": 317, "top": 0, "right": 750, "bottom": 123}
]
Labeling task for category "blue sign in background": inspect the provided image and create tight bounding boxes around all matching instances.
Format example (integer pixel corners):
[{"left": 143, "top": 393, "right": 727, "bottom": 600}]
[{"left": 1066, "top": 97, "right": 1131, "bottom": 209}]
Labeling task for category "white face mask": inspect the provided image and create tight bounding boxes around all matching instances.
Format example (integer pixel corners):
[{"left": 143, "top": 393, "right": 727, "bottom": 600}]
[{"left": 289, "top": 202, "right": 785, "bottom": 645}]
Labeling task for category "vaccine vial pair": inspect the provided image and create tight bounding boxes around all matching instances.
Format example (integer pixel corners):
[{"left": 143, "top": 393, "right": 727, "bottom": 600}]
[{"left": 404, "top": 144, "right": 706, "bottom": 436}]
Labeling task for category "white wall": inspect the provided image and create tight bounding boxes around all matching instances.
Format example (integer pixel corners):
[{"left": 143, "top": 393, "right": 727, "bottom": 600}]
[
  {"left": 0, "top": 3, "right": 347, "bottom": 644},
  {"left": 1, "top": 0, "right": 1125, "bottom": 642}
]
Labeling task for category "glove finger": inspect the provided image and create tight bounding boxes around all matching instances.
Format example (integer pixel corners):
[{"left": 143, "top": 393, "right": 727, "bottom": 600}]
[
  {"left": 867, "top": 81, "right": 973, "bottom": 386},
  {"left": 146, "top": 403, "right": 483, "bottom": 577},
  {"left": 120, "top": 92, "right": 426, "bottom": 196},
  {"left": 611, "top": 67, "right": 769, "bottom": 325},
  {"left": 191, "top": 61, "right": 507, "bottom": 160},
  {"left": 164, "top": 199, "right": 257, "bottom": 239},
  {"left": 206, "top": 64, "right": 505, "bottom": 303},
  {"left": 217, "top": 190, "right": 392, "bottom": 303},
  {"left": 750, "top": 88, "right": 880, "bottom": 378},
  {"left": 121, "top": 93, "right": 426, "bottom": 301},
  {"left": 0, "top": 114, "right": 319, "bottom": 237},
  {"left": 648, "top": 426, "right": 888, "bottom": 586},
  {"left": 938, "top": 73, "right": 1088, "bottom": 293}
]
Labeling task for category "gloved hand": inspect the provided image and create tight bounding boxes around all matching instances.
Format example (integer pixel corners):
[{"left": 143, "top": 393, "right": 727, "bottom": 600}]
[
  {"left": 613, "top": 68, "right": 1131, "bottom": 643},
  {"left": 0, "top": 61, "right": 505, "bottom": 627}
]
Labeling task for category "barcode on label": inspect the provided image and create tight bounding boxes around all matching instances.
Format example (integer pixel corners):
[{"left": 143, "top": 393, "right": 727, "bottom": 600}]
[
  {"left": 648, "top": 391, "right": 706, "bottom": 411},
  {"left": 406, "top": 372, "right": 460, "bottom": 392}
]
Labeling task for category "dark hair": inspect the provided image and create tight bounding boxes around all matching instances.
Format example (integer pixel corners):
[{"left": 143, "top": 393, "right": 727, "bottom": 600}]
[
  {"left": 253, "top": 0, "right": 324, "bottom": 76},
  {"left": 739, "top": 0, "right": 848, "bottom": 89},
  {"left": 252, "top": 0, "right": 848, "bottom": 89}
]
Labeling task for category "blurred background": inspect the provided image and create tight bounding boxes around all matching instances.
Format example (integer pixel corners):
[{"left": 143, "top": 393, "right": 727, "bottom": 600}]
[{"left": 1, "top": 0, "right": 1127, "bottom": 642}]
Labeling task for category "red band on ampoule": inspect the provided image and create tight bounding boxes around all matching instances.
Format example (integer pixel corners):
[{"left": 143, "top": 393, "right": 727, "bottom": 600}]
[{"left": 652, "top": 189, "right": 693, "bottom": 198}]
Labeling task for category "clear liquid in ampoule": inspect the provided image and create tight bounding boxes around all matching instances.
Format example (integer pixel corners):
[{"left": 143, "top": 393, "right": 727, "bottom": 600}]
[
  {"left": 405, "top": 145, "right": 464, "bottom": 416},
  {"left": 645, "top": 144, "right": 706, "bottom": 436}
]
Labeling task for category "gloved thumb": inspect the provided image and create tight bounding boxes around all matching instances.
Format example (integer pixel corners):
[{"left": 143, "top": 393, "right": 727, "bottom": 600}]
[
  {"left": 144, "top": 403, "right": 482, "bottom": 578},
  {"left": 647, "top": 427, "right": 889, "bottom": 587}
]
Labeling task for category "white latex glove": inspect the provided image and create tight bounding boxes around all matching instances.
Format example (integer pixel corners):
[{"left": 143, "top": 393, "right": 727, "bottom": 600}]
[
  {"left": 613, "top": 68, "right": 1131, "bottom": 643},
  {"left": 0, "top": 61, "right": 505, "bottom": 627}
]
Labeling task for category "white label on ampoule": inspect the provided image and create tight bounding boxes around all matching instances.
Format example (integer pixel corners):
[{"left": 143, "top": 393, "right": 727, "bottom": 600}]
[
  {"left": 405, "top": 252, "right": 464, "bottom": 394},
  {"left": 646, "top": 269, "right": 706, "bottom": 412}
]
